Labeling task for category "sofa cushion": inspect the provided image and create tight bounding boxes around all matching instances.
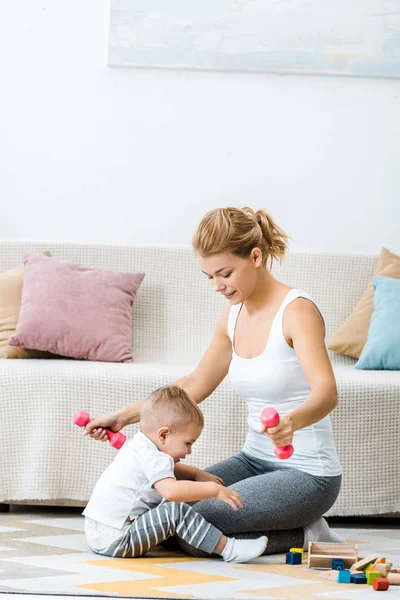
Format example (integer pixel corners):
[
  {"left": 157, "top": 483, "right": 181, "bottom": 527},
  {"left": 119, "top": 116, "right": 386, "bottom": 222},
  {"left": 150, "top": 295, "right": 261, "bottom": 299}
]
[
  {"left": 8, "top": 254, "right": 145, "bottom": 363},
  {"left": 328, "top": 247, "right": 400, "bottom": 359},
  {"left": 0, "top": 254, "right": 55, "bottom": 359},
  {"left": 356, "top": 276, "right": 400, "bottom": 370}
]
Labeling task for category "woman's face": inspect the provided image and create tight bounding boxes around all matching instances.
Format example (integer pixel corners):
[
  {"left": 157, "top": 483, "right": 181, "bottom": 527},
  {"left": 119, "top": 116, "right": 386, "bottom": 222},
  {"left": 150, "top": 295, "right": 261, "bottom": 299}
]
[{"left": 197, "top": 250, "right": 262, "bottom": 304}]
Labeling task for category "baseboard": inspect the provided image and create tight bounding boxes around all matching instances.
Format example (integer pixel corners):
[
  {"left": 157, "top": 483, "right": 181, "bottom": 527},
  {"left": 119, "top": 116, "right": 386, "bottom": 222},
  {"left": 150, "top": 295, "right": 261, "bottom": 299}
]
[{"left": 328, "top": 514, "right": 400, "bottom": 526}]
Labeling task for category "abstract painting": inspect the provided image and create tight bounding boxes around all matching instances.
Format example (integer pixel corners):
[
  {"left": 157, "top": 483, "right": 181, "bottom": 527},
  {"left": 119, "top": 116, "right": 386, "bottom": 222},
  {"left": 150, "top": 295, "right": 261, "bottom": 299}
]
[{"left": 109, "top": 0, "right": 400, "bottom": 78}]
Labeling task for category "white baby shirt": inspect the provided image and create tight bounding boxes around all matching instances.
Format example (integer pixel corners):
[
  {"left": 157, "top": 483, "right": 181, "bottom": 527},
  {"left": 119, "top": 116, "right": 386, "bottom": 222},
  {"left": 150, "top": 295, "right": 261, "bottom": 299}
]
[{"left": 83, "top": 431, "right": 176, "bottom": 529}]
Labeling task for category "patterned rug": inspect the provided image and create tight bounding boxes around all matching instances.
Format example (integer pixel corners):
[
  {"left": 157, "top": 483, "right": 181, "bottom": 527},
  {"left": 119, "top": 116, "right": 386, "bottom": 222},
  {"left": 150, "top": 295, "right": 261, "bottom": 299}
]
[{"left": 0, "top": 512, "right": 399, "bottom": 599}]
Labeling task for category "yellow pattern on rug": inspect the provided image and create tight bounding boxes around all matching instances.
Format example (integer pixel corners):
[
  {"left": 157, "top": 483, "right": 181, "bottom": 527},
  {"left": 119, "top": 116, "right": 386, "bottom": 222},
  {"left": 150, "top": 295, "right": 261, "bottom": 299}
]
[{"left": 78, "top": 555, "right": 237, "bottom": 597}]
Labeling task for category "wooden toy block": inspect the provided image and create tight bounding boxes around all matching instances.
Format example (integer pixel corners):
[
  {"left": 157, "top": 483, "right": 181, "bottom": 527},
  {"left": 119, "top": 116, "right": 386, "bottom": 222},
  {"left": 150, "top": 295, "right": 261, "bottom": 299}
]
[
  {"left": 374, "top": 564, "right": 391, "bottom": 577},
  {"left": 290, "top": 547, "right": 304, "bottom": 558},
  {"left": 388, "top": 573, "right": 400, "bottom": 585},
  {"left": 366, "top": 557, "right": 385, "bottom": 572},
  {"left": 286, "top": 551, "right": 302, "bottom": 565},
  {"left": 332, "top": 559, "right": 345, "bottom": 570},
  {"left": 351, "top": 570, "right": 364, "bottom": 575},
  {"left": 367, "top": 571, "right": 382, "bottom": 585},
  {"left": 351, "top": 573, "right": 367, "bottom": 584},
  {"left": 350, "top": 565, "right": 363, "bottom": 574},
  {"left": 373, "top": 577, "right": 389, "bottom": 591},
  {"left": 308, "top": 542, "right": 358, "bottom": 570},
  {"left": 351, "top": 553, "right": 379, "bottom": 572},
  {"left": 337, "top": 570, "right": 351, "bottom": 583},
  {"left": 390, "top": 566, "right": 400, "bottom": 573}
]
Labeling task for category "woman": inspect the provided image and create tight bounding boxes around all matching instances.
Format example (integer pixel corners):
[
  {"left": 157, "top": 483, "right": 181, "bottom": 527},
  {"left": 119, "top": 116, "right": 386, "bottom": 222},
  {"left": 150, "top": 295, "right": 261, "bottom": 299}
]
[{"left": 85, "top": 207, "right": 344, "bottom": 554}]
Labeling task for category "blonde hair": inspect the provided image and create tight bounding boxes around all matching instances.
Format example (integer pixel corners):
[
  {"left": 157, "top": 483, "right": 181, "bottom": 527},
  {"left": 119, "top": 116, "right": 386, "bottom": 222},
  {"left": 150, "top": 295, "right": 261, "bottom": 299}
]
[
  {"left": 140, "top": 385, "right": 204, "bottom": 431},
  {"left": 192, "top": 207, "right": 290, "bottom": 269}
]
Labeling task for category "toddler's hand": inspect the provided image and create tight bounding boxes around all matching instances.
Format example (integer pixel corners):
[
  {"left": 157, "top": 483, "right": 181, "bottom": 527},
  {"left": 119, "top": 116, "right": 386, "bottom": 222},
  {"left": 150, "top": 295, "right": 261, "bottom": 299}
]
[
  {"left": 195, "top": 471, "right": 224, "bottom": 485},
  {"left": 216, "top": 487, "right": 243, "bottom": 511}
]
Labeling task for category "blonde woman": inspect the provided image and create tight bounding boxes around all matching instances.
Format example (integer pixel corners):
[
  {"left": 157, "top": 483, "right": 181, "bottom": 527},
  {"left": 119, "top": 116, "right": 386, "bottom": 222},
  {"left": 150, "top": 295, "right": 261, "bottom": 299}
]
[{"left": 85, "top": 207, "right": 344, "bottom": 555}]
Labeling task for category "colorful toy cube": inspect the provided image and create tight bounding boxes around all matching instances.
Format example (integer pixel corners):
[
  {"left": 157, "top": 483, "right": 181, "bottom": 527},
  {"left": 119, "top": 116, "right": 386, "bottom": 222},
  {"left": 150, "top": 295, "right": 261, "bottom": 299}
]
[
  {"left": 351, "top": 573, "right": 367, "bottom": 584},
  {"left": 332, "top": 559, "right": 345, "bottom": 571},
  {"left": 366, "top": 571, "right": 381, "bottom": 585},
  {"left": 290, "top": 547, "right": 304, "bottom": 558},
  {"left": 337, "top": 570, "right": 351, "bottom": 583},
  {"left": 286, "top": 551, "right": 302, "bottom": 565}
]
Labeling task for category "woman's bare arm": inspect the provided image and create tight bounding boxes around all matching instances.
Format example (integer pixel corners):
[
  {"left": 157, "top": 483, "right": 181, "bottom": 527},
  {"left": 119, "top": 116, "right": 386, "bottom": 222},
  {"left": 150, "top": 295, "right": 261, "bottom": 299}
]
[
  {"left": 286, "top": 298, "right": 338, "bottom": 431},
  {"left": 263, "top": 298, "right": 338, "bottom": 447}
]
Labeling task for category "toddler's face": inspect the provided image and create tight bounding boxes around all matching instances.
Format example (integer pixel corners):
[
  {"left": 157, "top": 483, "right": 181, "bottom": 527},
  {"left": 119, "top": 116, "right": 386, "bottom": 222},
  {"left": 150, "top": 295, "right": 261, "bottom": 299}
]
[{"left": 162, "top": 423, "right": 202, "bottom": 463}]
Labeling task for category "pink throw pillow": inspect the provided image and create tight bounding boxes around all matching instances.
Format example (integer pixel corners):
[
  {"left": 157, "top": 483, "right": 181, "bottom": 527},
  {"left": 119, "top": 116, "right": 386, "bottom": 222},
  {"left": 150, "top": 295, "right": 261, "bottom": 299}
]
[{"left": 8, "top": 254, "right": 145, "bottom": 363}]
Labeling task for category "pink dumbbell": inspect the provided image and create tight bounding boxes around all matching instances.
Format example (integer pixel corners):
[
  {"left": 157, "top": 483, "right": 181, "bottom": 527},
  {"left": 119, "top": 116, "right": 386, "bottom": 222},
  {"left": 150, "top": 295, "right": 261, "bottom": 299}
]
[
  {"left": 73, "top": 410, "right": 126, "bottom": 449},
  {"left": 260, "top": 407, "right": 294, "bottom": 460}
]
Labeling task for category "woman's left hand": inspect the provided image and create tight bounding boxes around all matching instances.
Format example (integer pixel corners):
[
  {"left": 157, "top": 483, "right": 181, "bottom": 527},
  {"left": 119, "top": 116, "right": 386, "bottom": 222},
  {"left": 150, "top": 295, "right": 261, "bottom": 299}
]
[
  {"left": 260, "top": 414, "right": 294, "bottom": 447},
  {"left": 194, "top": 471, "right": 224, "bottom": 485}
]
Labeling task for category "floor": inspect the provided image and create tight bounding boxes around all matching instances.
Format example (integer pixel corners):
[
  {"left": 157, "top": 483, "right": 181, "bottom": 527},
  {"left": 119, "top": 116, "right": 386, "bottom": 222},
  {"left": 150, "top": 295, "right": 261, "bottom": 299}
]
[
  {"left": 0, "top": 505, "right": 399, "bottom": 600},
  {"left": 3, "top": 504, "right": 118, "bottom": 600}
]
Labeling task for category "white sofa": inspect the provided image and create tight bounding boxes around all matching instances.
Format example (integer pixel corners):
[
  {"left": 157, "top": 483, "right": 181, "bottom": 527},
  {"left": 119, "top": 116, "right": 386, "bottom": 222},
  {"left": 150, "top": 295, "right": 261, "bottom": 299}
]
[{"left": 1, "top": 240, "right": 399, "bottom": 517}]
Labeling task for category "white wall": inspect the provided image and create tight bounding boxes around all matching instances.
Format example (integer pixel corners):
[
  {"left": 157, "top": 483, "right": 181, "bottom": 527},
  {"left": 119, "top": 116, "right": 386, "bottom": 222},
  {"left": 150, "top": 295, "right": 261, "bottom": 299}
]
[{"left": 1, "top": 0, "right": 399, "bottom": 254}]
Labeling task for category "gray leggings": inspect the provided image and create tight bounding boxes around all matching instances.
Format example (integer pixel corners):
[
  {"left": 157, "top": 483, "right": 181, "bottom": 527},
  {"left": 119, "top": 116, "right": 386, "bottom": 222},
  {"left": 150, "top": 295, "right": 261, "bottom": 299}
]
[{"left": 179, "top": 451, "right": 341, "bottom": 556}]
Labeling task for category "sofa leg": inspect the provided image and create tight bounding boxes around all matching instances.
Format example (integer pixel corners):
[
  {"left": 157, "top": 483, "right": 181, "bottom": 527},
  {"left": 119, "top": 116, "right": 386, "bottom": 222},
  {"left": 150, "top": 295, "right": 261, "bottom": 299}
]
[{"left": 0, "top": 503, "right": 10, "bottom": 513}]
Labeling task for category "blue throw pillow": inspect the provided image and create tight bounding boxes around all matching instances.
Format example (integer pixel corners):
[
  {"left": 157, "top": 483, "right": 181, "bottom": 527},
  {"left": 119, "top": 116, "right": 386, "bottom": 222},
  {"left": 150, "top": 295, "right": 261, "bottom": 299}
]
[{"left": 356, "top": 276, "right": 400, "bottom": 370}]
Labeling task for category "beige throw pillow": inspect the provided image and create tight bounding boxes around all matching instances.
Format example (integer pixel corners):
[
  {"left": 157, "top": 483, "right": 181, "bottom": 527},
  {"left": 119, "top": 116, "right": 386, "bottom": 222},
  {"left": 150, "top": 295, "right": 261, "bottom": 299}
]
[
  {"left": 328, "top": 247, "right": 400, "bottom": 358},
  {"left": 0, "top": 252, "right": 54, "bottom": 359}
]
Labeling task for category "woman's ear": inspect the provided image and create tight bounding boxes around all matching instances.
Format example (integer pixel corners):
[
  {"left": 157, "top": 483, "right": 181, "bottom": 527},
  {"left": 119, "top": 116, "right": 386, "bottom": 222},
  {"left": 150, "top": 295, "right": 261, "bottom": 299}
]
[
  {"left": 251, "top": 247, "right": 263, "bottom": 267},
  {"left": 157, "top": 427, "right": 170, "bottom": 445}
]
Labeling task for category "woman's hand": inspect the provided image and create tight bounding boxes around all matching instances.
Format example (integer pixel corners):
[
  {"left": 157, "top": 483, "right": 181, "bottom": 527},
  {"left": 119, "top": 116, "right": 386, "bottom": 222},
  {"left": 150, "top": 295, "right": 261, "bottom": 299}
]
[
  {"left": 260, "top": 414, "right": 294, "bottom": 447},
  {"left": 194, "top": 471, "right": 224, "bottom": 486},
  {"left": 83, "top": 410, "right": 125, "bottom": 442},
  {"left": 215, "top": 487, "right": 243, "bottom": 511}
]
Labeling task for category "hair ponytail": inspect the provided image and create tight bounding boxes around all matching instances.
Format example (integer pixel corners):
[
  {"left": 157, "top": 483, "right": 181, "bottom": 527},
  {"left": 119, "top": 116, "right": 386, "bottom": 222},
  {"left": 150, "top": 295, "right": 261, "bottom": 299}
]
[{"left": 254, "top": 209, "right": 289, "bottom": 267}]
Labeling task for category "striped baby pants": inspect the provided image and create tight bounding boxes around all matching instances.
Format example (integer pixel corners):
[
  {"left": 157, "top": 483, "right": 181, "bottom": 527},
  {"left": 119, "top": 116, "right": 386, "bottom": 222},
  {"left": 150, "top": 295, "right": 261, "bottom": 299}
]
[{"left": 85, "top": 501, "right": 222, "bottom": 558}]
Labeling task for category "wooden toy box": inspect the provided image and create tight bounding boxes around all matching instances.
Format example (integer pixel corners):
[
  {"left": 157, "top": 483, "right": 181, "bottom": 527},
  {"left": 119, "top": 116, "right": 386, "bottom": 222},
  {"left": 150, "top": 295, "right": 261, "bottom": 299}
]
[{"left": 308, "top": 542, "right": 358, "bottom": 569}]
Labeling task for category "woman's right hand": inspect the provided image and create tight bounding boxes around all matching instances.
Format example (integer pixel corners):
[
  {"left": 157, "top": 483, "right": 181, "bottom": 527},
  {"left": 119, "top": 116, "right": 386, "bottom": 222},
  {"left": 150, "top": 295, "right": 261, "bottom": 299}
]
[
  {"left": 83, "top": 410, "right": 125, "bottom": 442},
  {"left": 215, "top": 486, "right": 243, "bottom": 511}
]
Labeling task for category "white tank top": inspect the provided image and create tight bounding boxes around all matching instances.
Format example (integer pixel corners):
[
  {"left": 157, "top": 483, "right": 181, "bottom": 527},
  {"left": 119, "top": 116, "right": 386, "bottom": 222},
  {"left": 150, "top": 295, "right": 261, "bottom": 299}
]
[{"left": 227, "top": 289, "right": 342, "bottom": 477}]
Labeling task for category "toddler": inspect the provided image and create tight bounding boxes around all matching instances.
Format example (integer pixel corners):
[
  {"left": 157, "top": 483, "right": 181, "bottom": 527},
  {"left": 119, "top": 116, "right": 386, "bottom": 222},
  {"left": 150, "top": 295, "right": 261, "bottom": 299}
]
[{"left": 83, "top": 385, "right": 267, "bottom": 562}]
